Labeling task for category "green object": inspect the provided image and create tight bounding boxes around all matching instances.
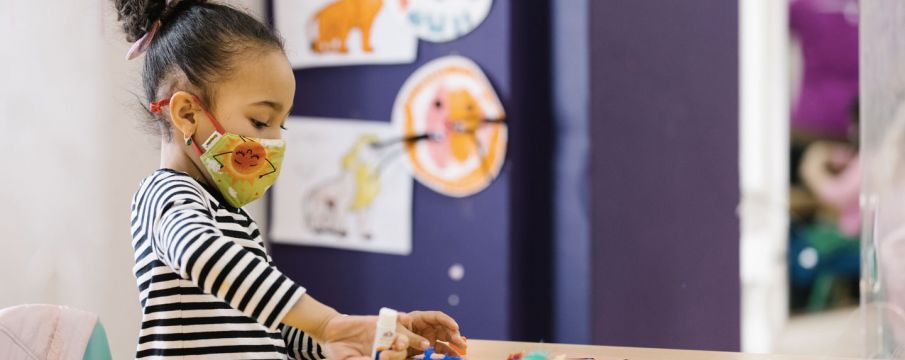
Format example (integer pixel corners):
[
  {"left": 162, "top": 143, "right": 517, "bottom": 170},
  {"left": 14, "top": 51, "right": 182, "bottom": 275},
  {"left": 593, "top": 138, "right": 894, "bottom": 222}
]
[
  {"left": 82, "top": 321, "right": 112, "bottom": 360},
  {"left": 522, "top": 351, "right": 550, "bottom": 360},
  {"left": 802, "top": 223, "right": 859, "bottom": 254},
  {"left": 200, "top": 132, "right": 286, "bottom": 208},
  {"left": 801, "top": 223, "right": 860, "bottom": 311},
  {"left": 807, "top": 273, "right": 836, "bottom": 311}
]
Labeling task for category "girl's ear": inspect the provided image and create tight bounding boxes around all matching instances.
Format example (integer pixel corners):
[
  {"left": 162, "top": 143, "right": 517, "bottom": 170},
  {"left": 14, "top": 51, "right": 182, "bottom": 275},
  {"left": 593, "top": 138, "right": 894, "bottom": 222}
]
[{"left": 168, "top": 91, "right": 201, "bottom": 140}]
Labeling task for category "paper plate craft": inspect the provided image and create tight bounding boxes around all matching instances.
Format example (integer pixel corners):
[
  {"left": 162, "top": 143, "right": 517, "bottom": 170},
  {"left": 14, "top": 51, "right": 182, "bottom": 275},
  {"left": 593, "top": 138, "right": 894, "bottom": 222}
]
[
  {"left": 400, "top": 0, "right": 493, "bottom": 42},
  {"left": 392, "top": 55, "right": 507, "bottom": 197}
]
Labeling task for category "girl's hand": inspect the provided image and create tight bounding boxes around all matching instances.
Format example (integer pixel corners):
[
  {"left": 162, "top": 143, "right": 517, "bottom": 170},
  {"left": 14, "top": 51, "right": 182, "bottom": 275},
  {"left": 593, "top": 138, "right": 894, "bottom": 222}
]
[
  {"left": 400, "top": 311, "right": 467, "bottom": 356},
  {"left": 320, "top": 315, "right": 431, "bottom": 360}
]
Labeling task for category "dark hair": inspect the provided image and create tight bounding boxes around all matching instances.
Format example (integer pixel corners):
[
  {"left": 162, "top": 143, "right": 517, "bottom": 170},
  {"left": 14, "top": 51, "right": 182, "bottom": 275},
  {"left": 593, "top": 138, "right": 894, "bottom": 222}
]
[{"left": 113, "top": 0, "right": 284, "bottom": 139}]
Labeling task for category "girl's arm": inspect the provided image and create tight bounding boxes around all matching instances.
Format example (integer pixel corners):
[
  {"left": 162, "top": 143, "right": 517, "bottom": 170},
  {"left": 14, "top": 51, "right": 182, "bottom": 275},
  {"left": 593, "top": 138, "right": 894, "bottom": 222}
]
[
  {"left": 282, "top": 296, "right": 433, "bottom": 360},
  {"left": 148, "top": 178, "right": 305, "bottom": 331},
  {"left": 283, "top": 324, "right": 327, "bottom": 360},
  {"left": 281, "top": 294, "right": 339, "bottom": 339},
  {"left": 144, "top": 178, "right": 415, "bottom": 359}
]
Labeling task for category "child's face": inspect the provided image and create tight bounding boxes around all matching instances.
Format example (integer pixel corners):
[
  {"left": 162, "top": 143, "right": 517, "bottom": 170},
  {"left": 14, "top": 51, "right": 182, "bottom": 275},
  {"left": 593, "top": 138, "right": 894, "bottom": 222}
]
[{"left": 195, "top": 49, "right": 296, "bottom": 142}]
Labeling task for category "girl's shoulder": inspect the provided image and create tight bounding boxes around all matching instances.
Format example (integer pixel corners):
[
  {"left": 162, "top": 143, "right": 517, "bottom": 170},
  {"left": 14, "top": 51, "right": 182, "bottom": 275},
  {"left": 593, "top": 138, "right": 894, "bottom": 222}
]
[
  {"left": 132, "top": 168, "right": 211, "bottom": 212},
  {"left": 135, "top": 168, "right": 205, "bottom": 196},
  {"left": 132, "top": 168, "right": 247, "bottom": 216}
]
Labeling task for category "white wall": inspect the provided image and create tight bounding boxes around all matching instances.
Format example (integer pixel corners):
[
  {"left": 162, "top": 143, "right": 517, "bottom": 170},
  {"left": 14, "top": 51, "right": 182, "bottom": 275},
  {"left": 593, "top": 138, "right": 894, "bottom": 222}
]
[
  {"left": 739, "top": 0, "right": 790, "bottom": 353},
  {"left": 0, "top": 0, "right": 266, "bottom": 357}
]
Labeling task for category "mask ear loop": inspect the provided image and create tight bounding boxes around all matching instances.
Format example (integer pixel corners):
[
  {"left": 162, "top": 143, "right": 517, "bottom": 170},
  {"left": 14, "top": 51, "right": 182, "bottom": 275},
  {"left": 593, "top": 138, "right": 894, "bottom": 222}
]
[{"left": 150, "top": 95, "right": 227, "bottom": 156}]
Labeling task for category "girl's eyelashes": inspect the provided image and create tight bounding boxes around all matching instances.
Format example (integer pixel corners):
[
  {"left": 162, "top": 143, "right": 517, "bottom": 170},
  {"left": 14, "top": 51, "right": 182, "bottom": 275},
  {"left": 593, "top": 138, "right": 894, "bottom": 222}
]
[
  {"left": 249, "top": 117, "right": 287, "bottom": 130},
  {"left": 250, "top": 119, "right": 268, "bottom": 129}
]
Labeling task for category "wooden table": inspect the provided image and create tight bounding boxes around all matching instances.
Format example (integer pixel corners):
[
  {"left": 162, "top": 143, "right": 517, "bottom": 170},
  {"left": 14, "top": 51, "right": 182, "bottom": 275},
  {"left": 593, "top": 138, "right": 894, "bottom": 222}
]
[{"left": 465, "top": 340, "right": 861, "bottom": 360}]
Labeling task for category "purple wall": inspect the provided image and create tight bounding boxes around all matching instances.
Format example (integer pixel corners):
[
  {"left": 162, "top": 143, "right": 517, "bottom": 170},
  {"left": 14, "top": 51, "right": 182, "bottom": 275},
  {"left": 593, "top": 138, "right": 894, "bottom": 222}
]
[
  {"left": 267, "top": 0, "right": 554, "bottom": 342},
  {"left": 266, "top": 0, "right": 740, "bottom": 348},
  {"left": 588, "top": 0, "right": 741, "bottom": 351},
  {"left": 552, "top": 0, "right": 591, "bottom": 345}
]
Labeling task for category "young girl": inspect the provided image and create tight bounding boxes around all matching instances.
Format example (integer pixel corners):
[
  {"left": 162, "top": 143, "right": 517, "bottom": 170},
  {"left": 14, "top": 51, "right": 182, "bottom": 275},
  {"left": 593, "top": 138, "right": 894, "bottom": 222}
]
[{"left": 116, "top": 0, "right": 467, "bottom": 358}]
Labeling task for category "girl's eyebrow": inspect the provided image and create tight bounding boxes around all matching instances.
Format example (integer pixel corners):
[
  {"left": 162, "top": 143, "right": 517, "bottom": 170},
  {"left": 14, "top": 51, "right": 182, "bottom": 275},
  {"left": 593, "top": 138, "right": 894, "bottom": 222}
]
[{"left": 251, "top": 100, "right": 283, "bottom": 111}]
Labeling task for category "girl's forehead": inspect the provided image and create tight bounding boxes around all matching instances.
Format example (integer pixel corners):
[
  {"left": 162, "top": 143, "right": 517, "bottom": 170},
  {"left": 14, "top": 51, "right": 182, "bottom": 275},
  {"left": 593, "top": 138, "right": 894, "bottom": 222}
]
[{"left": 218, "top": 50, "right": 295, "bottom": 105}]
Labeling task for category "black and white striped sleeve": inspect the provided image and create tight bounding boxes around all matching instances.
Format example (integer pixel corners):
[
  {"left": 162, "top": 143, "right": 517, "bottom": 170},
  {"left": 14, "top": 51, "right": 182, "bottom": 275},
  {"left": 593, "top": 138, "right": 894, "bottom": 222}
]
[
  {"left": 282, "top": 325, "right": 327, "bottom": 360},
  {"left": 147, "top": 178, "right": 305, "bottom": 331}
]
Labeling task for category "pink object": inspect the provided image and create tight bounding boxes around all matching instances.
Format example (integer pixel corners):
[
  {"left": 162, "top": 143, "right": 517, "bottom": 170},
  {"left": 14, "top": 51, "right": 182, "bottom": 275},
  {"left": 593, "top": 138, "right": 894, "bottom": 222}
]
[
  {"left": 0, "top": 304, "right": 98, "bottom": 360},
  {"left": 125, "top": 20, "right": 161, "bottom": 60},
  {"left": 426, "top": 86, "right": 451, "bottom": 168},
  {"left": 830, "top": 156, "right": 860, "bottom": 237},
  {"left": 809, "top": 146, "right": 861, "bottom": 237},
  {"left": 125, "top": 0, "right": 181, "bottom": 60}
]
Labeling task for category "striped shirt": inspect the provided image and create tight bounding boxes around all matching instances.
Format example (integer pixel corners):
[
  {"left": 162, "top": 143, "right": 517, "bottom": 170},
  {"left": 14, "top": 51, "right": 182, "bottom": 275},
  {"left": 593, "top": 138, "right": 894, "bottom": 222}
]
[{"left": 130, "top": 169, "right": 327, "bottom": 359}]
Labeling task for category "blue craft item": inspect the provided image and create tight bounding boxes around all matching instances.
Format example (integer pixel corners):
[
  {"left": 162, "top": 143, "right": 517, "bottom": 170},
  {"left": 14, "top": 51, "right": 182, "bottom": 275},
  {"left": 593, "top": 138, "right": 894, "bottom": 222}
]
[{"left": 419, "top": 347, "right": 463, "bottom": 360}]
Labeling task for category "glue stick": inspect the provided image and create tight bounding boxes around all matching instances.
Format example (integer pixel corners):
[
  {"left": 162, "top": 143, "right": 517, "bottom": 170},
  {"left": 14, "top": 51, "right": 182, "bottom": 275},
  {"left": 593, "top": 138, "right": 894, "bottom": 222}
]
[{"left": 371, "top": 307, "right": 398, "bottom": 359}]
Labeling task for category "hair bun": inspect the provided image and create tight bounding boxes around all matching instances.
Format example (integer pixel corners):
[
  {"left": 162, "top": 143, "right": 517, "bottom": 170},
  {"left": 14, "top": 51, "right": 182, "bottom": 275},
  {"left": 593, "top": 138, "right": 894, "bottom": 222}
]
[
  {"left": 114, "top": 0, "right": 168, "bottom": 42},
  {"left": 114, "top": 0, "right": 213, "bottom": 42}
]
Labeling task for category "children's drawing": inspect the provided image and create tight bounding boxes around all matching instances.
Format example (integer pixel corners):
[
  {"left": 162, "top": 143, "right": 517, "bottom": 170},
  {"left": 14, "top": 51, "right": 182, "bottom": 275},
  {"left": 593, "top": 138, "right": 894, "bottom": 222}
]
[
  {"left": 400, "top": 0, "right": 493, "bottom": 42},
  {"left": 310, "top": 0, "right": 383, "bottom": 54},
  {"left": 392, "top": 55, "right": 506, "bottom": 197},
  {"left": 270, "top": 118, "right": 412, "bottom": 255},
  {"left": 274, "top": 0, "right": 417, "bottom": 68},
  {"left": 303, "top": 134, "right": 382, "bottom": 239}
]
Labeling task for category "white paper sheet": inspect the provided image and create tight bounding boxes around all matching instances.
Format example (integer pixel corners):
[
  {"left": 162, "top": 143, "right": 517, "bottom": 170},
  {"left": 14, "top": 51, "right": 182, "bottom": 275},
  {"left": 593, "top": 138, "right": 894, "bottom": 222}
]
[
  {"left": 270, "top": 117, "right": 412, "bottom": 255},
  {"left": 274, "top": 0, "right": 418, "bottom": 69}
]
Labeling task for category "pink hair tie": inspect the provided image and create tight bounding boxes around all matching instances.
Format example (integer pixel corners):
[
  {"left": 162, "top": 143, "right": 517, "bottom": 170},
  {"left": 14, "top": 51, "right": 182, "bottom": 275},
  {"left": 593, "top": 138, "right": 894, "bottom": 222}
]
[{"left": 124, "top": 0, "right": 181, "bottom": 60}]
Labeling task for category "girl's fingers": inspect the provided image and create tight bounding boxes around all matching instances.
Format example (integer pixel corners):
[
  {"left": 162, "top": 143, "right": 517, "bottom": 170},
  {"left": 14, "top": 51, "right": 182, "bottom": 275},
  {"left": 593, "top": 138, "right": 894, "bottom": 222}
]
[
  {"left": 375, "top": 336, "right": 411, "bottom": 360},
  {"left": 417, "top": 311, "right": 465, "bottom": 347},
  {"left": 393, "top": 333, "right": 410, "bottom": 351},
  {"left": 415, "top": 311, "right": 461, "bottom": 332},
  {"left": 397, "top": 326, "right": 430, "bottom": 351},
  {"left": 433, "top": 333, "right": 467, "bottom": 355},
  {"left": 377, "top": 349, "right": 408, "bottom": 360},
  {"left": 434, "top": 341, "right": 460, "bottom": 357},
  {"left": 366, "top": 337, "right": 408, "bottom": 360},
  {"left": 397, "top": 311, "right": 414, "bottom": 329},
  {"left": 432, "top": 311, "right": 461, "bottom": 333},
  {"left": 448, "top": 331, "right": 467, "bottom": 350}
]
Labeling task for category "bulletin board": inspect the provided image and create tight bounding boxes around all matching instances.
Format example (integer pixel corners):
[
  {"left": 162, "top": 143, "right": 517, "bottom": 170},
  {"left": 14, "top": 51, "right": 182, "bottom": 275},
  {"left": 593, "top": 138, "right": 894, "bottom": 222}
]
[{"left": 265, "top": 0, "right": 553, "bottom": 341}]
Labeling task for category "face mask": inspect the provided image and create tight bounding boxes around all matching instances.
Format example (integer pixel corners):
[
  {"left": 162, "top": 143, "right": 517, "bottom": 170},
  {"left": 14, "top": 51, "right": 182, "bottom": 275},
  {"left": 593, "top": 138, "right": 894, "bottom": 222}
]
[{"left": 151, "top": 95, "right": 286, "bottom": 208}]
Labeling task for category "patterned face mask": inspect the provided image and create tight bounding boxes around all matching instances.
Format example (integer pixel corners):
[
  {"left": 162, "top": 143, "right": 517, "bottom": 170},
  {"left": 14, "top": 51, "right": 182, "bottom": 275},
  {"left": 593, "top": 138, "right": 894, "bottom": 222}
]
[{"left": 151, "top": 95, "right": 286, "bottom": 208}]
